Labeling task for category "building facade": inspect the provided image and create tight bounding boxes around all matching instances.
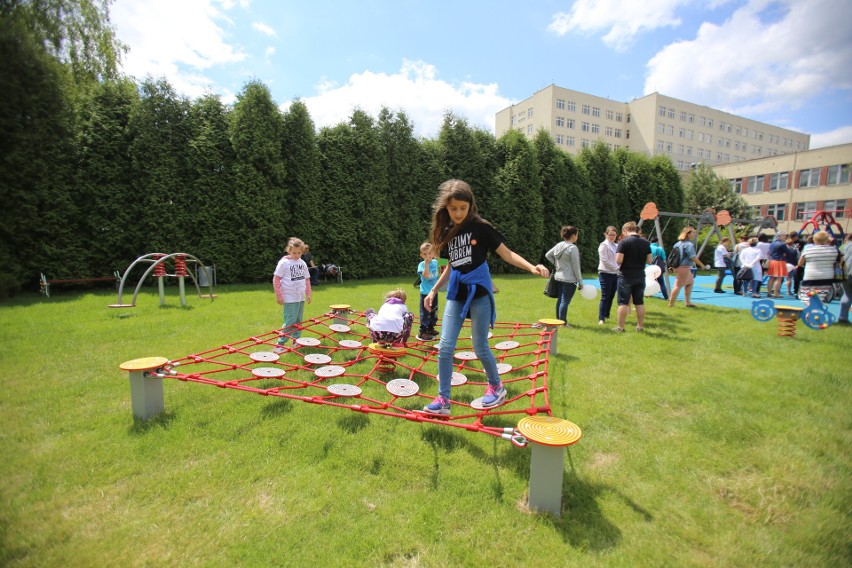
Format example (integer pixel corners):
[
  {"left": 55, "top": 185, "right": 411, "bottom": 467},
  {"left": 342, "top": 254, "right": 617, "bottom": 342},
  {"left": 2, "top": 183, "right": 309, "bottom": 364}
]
[
  {"left": 711, "top": 143, "right": 851, "bottom": 235},
  {"left": 494, "top": 85, "right": 811, "bottom": 172}
]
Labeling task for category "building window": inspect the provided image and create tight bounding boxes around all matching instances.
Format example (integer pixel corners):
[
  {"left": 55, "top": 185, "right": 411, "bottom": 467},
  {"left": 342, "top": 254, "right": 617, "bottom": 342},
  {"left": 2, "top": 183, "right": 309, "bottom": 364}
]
[
  {"left": 719, "top": 121, "right": 726, "bottom": 131},
  {"left": 686, "top": 146, "right": 693, "bottom": 156},
  {"left": 767, "top": 203, "right": 786, "bottom": 221},
  {"left": 606, "top": 109, "right": 613, "bottom": 120},
  {"left": 656, "top": 141, "right": 664, "bottom": 151},
  {"left": 680, "top": 111, "right": 687, "bottom": 121},
  {"left": 658, "top": 123, "right": 665, "bottom": 134},
  {"left": 556, "top": 134, "right": 564, "bottom": 145},
  {"left": 688, "top": 113, "right": 695, "bottom": 124},
  {"left": 527, "top": 124, "right": 533, "bottom": 134},
  {"left": 614, "top": 128, "right": 622, "bottom": 138},
  {"left": 567, "top": 118, "right": 575, "bottom": 129},
  {"left": 747, "top": 175, "right": 764, "bottom": 193},
  {"left": 828, "top": 164, "right": 850, "bottom": 185},
  {"left": 731, "top": 178, "right": 743, "bottom": 193},
  {"left": 659, "top": 105, "right": 666, "bottom": 117},
  {"left": 667, "top": 108, "right": 675, "bottom": 119},
  {"left": 581, "top": 122, "right": 590, "bottom": 132},
  {"left": 769, "top": 172, "right": 789, "bottom": 191},
  {"left": 796, "top": 201, "right": 817, "bottom": 220},
  {"left": 592, "top": 107, "right": 600, "bottom": 117},
  {"left": 799, "top": 168, "right": 820, "bottom": 188},
  {"left": 567, "top": 101, "right": 576, "bottom": 112},
  {"left": 556, "top": 116, "right": 564, "bottom": 128},
  {"left": 666, "top": 125, "right": 674, "bottom": 135},
  {"left": 666, "top": 142, "right": 673, "bottom": 152},
  {"left": 616, "top": 112, "right": 623, "bottom": 122},
  {"left": 591, "top": 124, "right": 600, "bottom": 134},
  {"left": 527, "top": 108, "right": 533, "bottom": 118},
  {"left": 567, "top": 136, "right": 575, "bottom": 146},
  {"left": 556, "top": 99, "right": 565, "bottom": 110},
  {"left": 679, "top": 128, "right": 685, "bottom": 138},
  {"left": 581, "top": 138, "right": 590, "bottom": 148},
  {"left": 824, "top": 200, "right": 846, "bottom": 217},
  {"left": 677, "top": 144, "right": 685, "bottom": 154},
  {"left": 605, "top": 126, "right": 613, "bottom": 137},
  {"left": 582, "top": 104, "right": 590, "bottom": 115},
  {"left": 706, "top": 134, "right": 712, "bottom": 144}
]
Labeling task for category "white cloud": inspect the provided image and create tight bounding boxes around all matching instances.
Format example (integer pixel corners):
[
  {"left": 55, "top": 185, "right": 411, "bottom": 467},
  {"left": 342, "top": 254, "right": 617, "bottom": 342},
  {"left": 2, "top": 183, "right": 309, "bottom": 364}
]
[
  {"left": 111, "top": 0, "right": 245, "bottom": 99},
  {"left": 548, "top": 0, "right": 688, "bottom": 51},
  {"left": 252, "top": 22, "right": 276, "bottom": 37},
  {"left": 287, "top": 59, "right": 513, "bottom": 138},
  {"left": 644, "top": 0, "right": 852, "bottom": 117},
  {"left": 811, "top": 125, "right": 852, "bottom": 149}
]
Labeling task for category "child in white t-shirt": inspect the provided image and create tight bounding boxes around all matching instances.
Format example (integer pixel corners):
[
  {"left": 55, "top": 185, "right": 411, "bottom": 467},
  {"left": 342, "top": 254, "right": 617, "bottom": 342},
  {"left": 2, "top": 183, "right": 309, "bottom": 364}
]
[
  {"left": 272, "top": 237, "right": 312, "bottom": 348},
  {"left": 366, "top": 289, "right": 413, "bottom": 347}
]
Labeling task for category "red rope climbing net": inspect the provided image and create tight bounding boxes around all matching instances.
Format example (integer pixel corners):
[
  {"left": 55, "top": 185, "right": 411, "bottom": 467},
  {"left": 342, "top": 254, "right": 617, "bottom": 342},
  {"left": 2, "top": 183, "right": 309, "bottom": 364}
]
[{"left": 150, "top": 309, "right": 557, "bottom": 445}]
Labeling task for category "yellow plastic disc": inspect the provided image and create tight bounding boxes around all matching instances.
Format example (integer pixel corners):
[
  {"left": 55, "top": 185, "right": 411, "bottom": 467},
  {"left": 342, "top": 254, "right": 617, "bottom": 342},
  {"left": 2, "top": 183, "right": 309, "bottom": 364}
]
[
  {"left": 119, "top": 356, "right": 169, "bottom": 372},
  {"left": 538, "top": 318, "right": 565, "bottom": 327},
  {"left": 517, "top": 416, "right": 582, "bottom": 447},
  {"left": 367, "top": 343, "right": 406, "bottom": 358},
  {"left": 329, "top": 304, "right": 351, "bottom": 310}
]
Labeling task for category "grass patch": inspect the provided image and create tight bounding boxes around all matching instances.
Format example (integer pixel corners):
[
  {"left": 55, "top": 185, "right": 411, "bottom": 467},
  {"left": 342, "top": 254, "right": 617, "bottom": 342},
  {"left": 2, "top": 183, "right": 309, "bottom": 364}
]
[{"left": 1, "top": 277, "right": 850, "bottom": 566}]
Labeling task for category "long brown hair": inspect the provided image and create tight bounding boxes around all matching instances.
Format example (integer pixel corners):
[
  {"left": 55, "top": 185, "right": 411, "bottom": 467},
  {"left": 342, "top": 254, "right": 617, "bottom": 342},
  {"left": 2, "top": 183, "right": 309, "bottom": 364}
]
[{"left": 429, "top": 179, "right": 490, "bottom": 250}]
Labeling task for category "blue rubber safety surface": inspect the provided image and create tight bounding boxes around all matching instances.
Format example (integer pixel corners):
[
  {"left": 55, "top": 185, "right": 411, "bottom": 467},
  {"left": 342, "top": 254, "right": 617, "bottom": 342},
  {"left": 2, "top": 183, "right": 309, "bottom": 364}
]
[{"left": 581, "top": 273, "right": 844, "bottom": 319}]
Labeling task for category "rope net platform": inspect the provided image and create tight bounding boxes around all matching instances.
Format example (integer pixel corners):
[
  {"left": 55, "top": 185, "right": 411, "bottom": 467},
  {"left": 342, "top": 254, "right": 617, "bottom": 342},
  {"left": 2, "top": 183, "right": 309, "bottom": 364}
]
[{"left": 145, "top": 309, "right": 559, "bottom": 446}]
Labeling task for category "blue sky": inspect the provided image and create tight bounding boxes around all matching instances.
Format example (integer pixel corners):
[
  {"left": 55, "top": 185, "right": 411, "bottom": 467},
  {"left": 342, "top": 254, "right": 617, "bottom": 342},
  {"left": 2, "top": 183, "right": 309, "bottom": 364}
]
[{"left": 111, "top": 0, "right": 852, "bottom": 147}]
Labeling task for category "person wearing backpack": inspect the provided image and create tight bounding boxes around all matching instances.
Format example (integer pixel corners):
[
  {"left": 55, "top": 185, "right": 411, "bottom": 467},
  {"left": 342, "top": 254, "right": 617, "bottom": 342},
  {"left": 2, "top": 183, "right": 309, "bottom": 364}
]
[{"left": 667, "top": 226, "right": 709, "bottom": 308}]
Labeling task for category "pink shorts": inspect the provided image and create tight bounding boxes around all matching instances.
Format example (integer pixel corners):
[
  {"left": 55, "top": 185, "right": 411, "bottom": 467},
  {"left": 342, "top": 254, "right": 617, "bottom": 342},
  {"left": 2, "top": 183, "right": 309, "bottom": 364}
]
[{"left": 674, "top": 265, "right": 694, "bottom": 287}]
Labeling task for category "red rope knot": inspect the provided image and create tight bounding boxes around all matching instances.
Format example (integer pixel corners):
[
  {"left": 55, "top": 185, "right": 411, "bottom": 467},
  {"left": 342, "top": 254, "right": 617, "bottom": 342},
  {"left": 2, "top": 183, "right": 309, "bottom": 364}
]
[
  {"left": 174, "top": 254, "right": 188, "bottom": 277},
  {"left": 153, "top": 254, "right": 167, "bottom": 277}
]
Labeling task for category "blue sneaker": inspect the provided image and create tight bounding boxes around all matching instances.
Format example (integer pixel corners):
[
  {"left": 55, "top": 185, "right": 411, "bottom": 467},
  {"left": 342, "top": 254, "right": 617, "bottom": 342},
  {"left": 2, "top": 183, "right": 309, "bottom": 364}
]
[
  {"left": 481, "top": 384, "right": 506, "bottom": 408},
  {"left": 422, "top": 396, "right": 451, "bottom": 416}
]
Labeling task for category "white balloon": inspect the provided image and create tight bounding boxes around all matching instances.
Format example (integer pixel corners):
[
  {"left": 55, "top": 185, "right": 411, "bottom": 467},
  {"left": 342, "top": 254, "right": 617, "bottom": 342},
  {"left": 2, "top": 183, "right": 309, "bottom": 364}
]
[
  {"left": 786, "top": 263, "right": 795, "bottom": 272},
  {"left": 644, "top": 279, "right": 661, "bottom": 296},
  {"left": 580, "top": 285, "right": 598, "bottom": 300},
  {"left": 645, "top": 264, "right": 662, "bottom": 279}
]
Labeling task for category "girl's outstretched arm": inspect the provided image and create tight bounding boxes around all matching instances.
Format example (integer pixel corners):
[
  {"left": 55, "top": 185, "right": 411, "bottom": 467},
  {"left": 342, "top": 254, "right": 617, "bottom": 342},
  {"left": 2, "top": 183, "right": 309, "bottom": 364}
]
[{"left": 494, "top": 244, "right": 549, "bottom": 277}]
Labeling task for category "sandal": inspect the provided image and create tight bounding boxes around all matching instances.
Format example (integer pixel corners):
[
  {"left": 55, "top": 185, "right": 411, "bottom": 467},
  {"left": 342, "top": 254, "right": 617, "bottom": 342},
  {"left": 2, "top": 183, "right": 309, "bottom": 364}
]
[
  {"left": 685, "top": 303, "right": 697, "bottom": 308},
  {"left": 635, "top": 327, "right": 645, "bottom": 332}
]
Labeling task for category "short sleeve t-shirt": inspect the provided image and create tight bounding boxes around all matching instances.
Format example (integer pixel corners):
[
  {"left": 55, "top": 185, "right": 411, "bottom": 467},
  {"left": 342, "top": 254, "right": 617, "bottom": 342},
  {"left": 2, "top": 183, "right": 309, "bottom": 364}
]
[
  {"left": 441, "top": 221, "right": 504, "bottom": 300},
  {"left": 273, "top": 256, "right": 309, "bottom": 302},
  {"left": 616, "top": 235, "right": 651, "bottom": 279}
]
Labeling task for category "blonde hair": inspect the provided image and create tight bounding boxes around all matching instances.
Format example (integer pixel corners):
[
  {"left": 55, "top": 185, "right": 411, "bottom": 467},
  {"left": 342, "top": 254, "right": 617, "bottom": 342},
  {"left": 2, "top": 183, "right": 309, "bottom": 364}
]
[
  {"left": 386, "top": 288, "right": 407, "bottom": 302},
  {"left": 678, "top": 226, "right": 696, "bottom": 241},
  {"left": 813, "top": 231, "right": 830, "bottom": 245},
  {"left": 419, "top": 242, "right": 432, "bottom": 254},
  {"left": 286, "top": 237, "right": 305, "bottom": 253}
]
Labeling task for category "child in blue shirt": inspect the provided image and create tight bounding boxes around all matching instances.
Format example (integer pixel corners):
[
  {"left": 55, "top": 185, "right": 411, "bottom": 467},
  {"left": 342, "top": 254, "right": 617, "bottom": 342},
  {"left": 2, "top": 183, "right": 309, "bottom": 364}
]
[{"left": 416, "top": 242, "right": 440, "bottom": 341}]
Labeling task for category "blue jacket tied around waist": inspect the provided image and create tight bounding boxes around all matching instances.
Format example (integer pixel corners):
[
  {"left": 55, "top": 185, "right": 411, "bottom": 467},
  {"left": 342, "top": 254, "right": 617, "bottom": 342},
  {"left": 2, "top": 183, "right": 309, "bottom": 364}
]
[{"left": 446, "top": 262, "right": 496, "bottom": 328}]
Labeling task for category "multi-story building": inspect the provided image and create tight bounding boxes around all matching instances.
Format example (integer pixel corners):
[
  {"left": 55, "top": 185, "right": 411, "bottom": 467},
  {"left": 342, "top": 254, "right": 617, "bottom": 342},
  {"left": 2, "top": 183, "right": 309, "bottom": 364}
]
[
  {"left": 494, "top": 85, "right": 811, "bottom": 171},
  {"left": 711, "top": 143, "right": 851, "bottom": 235}
]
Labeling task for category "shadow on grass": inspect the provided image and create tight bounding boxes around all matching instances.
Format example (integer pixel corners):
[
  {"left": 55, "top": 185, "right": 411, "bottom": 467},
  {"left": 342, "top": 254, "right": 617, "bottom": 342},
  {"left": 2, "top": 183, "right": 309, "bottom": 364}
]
[
  {"left": 337, "top": 413, "right": 370, "bottom": 433},
  {"left": 260, "top": 397, "right": 294, "bottom": 418},
  {"left": 128, "top": 411, "right": 176, "bottom": 434},
  {"left": 502, "top": 448, "right": 653, "bottom": 551}
]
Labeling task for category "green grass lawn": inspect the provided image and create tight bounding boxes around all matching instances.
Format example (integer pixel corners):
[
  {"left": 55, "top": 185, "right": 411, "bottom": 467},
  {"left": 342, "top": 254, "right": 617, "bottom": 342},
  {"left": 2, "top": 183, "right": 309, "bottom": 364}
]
[{"left": 1, "top": 276, "right": 850, "bottom": 567}]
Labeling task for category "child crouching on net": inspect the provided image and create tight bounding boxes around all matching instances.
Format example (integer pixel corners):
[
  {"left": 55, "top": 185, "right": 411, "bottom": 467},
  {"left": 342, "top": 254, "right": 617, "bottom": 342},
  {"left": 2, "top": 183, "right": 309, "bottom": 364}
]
[{"left": 366, "top": 289, "right": 414, "bottom": 347}]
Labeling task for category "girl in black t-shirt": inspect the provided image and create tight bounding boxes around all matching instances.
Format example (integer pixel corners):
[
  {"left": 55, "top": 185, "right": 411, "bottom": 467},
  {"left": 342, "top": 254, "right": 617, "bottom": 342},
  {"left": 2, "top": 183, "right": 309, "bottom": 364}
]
[{"left": 419, "top": 179, "right": 549, "bottom": 416}]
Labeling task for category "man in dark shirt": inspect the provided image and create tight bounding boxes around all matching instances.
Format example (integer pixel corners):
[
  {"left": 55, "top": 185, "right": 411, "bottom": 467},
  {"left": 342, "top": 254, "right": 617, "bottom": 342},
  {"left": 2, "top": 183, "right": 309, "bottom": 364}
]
[{"left": 615, "top": 221, "right": 652, "bottom": 332}]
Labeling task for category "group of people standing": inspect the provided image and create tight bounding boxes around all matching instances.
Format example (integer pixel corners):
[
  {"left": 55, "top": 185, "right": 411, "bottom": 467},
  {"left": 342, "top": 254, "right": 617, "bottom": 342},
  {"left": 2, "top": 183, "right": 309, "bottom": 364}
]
[{"left": 269, "top": 180, "right": 852, "bottom": 419}]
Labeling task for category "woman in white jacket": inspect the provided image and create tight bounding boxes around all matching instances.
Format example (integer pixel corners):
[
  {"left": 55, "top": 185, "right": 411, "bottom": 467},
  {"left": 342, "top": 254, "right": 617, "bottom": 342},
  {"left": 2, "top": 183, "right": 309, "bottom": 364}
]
[
  {"left": 546, "top": 226, "right": 583, "bottom": 327},
  {"left": 738, "top": 237, "right": 763, "bottom": 298}
]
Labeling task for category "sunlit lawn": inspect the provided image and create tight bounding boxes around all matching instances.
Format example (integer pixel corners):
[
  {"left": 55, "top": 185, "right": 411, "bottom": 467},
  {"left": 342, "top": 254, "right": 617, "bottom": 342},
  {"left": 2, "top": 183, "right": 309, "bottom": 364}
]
[{"left": 0, "top": 276, "right": 849, "bottom": 567}]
